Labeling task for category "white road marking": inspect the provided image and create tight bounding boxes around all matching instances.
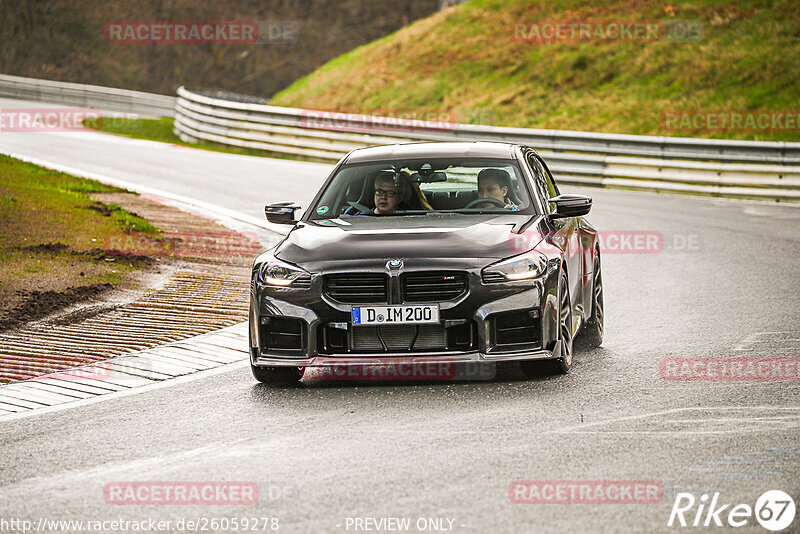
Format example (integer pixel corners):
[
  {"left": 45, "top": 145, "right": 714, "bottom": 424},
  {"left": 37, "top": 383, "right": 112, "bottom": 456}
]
[{"left": 552, "top": 406, "right": 800, "bottom": 435}]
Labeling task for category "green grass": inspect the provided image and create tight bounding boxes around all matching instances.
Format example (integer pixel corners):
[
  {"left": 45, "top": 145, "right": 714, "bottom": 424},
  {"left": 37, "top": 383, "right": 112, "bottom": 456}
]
[
  {"left": 105, "top": 203, "right": 160, "bottom": 234},
  {"left": 84, "top": 116, "right": 178, "bottom": 144},
  {"left": 83, "top": 117, "right": 331, "bottom": 163},
  {"left": 271, "top": 0, "right": 800, "bottom": 142},
  {"left": 0, "top": 154, "right": 160, "bottom": 312}
]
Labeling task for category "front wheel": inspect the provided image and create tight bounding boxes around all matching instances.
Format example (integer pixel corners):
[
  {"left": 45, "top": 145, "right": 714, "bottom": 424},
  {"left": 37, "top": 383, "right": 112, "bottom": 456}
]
[
  {"left": 251, "top": 364, "right": 303, "bottom": 386},
  {"left": 553, "top": 271, "right": 574, "bottom": 373},
  {"left": 521, "top": 271, "right": 573, "bottom": 376}
]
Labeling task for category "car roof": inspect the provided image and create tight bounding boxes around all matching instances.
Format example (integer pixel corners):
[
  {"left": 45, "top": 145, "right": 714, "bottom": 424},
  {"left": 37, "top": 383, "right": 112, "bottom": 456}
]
[{"left": 342, "top": 141, "right": 518, "bottom": 164}]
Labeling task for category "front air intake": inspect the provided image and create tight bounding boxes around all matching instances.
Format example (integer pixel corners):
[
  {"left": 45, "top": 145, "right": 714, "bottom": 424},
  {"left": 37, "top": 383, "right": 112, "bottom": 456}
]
[
  {"left": 260, "top": 317, "right": 305, "bottom": 352},
  {"left": 493, "top": 311, "right": 540, "bottom": 350}
]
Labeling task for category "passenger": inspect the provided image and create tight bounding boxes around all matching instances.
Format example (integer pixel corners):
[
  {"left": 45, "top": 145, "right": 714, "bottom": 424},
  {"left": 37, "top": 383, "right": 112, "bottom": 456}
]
[
  {"left": 476, "top": 168, "right": 519, "bottom": 210},
  {"left": 397, "top": 170, "right": 433, "bottom": 211}
]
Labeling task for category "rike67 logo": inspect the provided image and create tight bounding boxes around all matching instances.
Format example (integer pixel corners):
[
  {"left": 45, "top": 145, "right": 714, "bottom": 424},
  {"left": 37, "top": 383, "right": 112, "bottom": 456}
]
[{"left": 668, "top": 490, "right": 796, "bottom": 531}]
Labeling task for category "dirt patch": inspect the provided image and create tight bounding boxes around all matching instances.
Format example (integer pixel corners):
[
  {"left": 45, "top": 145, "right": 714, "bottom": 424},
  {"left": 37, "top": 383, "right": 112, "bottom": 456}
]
[
  {"left": 86, "top": 201, "right": 115, "bottom": 216},
  {"left": 0, "top": 283, "right": 114, "bottom": 333},
  {"left": 84, "top": 247, "right": 155, "bottom": 265},
  {"left": 19, "top": 242, "right": 154, "bottom": 266},
  {"left": 23, "top": 242, "right": 70, "bottom": 253}
]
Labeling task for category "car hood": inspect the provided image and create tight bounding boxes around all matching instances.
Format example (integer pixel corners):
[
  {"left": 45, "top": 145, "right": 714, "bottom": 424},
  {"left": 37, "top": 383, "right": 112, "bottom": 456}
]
[{"left": 273, "top": 214, "right": 546, "bottom": 266}]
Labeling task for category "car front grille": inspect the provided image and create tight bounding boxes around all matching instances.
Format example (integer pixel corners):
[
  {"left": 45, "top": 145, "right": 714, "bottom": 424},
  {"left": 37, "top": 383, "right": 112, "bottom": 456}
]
[
  {"left": 324, "top": 271, "right": 467, "bottom": 304},
  {"left": 324, "top": 273, "right": 387, "bottom": 303},
  {"left": 352, "top": 325, "right": 447, "bottom": 352},
  {"left": 317, "top": 321, "right": 478, "bottom": 354},
  {"left": 402, "top": 271, "right": 467, "bottom": 302}
]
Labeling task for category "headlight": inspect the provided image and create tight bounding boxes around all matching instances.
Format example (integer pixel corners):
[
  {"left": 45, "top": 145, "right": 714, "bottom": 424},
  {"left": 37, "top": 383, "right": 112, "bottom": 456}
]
[
  {"left": 257, "top": 256, "right": 309, "bottom": 287},
  {"left": 483, "top": 251, "right": 548, "bottom": 281}
]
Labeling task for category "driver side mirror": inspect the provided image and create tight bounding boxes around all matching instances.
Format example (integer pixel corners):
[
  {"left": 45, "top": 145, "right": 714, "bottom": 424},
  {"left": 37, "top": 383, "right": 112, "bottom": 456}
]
[
  {"left": 548, "top": 194, "right": 592, "bottom": 219},
  {"left": 265, "top": 202, "right": 301, "bottom": 225}
]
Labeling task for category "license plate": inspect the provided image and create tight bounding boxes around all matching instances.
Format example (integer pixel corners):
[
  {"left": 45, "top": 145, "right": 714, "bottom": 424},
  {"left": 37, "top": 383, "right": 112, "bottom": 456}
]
[{"left": 352, "top": 305, "right": 440, "bottom": 326}]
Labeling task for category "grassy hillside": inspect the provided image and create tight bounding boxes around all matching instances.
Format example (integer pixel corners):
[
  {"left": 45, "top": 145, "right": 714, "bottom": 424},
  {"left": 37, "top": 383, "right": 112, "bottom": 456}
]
[
  {"left": 0, "top": 0, "right": 437, "bottom": 98},
  {"left": 272, "top": 0, "right": 800, "bottom": 141}
]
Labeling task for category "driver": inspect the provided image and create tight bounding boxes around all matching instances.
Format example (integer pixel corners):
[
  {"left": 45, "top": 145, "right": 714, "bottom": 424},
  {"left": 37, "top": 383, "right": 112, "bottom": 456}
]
[
  {"left": 476, "top": 168, "right": 519, "bottom": 210},
  {"left": 373, "top": 172, "right": 403, "bottom": 215}
]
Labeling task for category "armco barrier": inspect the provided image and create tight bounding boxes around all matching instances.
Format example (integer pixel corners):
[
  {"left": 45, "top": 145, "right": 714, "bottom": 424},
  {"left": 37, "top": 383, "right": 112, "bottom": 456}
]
[
  {"left": 174, "top": 87, "right": 800, "bottom": 202},
  {"left": 0, "top": 74, "right": 175, "bottom": 117},
  {"left": 1, "top": 75, "right": 797, "bottom": 202}
]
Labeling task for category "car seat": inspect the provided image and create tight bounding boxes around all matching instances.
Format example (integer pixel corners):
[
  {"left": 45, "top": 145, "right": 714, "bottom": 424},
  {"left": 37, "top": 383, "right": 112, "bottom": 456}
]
[{"left": 343, "top": 172, "right": 379, "bottom": 215}]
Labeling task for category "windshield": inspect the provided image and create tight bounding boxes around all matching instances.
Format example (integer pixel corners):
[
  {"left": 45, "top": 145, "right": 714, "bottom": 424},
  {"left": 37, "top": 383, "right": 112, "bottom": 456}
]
[{"left": 308, "top": 158, "right": 536, "bottom": 220}]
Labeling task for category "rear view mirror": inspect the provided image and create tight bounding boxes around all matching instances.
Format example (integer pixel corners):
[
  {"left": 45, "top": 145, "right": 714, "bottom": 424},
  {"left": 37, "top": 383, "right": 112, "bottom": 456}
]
[
  {"left": 265, "top": 202, "right": 301, "bottom": 225},
  {"left": 408, "top": 171, "right": 447, "bottom": 183},
  {"left": 548, "top": 194, "right": 592, "bottom": 218}
]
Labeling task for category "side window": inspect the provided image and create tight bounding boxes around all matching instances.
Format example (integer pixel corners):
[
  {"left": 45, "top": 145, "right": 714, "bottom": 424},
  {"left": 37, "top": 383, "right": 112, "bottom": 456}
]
[
  {"left": 526, "top": 153, "right": 558, "bottom": 212},
  {"left": 541, "top": 158, "right": 560, "bottom": 198}
]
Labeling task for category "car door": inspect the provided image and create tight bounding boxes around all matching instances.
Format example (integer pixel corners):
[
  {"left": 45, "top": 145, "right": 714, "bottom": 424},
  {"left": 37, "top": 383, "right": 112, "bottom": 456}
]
[{"left": 526, "top": 152, "right": 583, "bottom": 312}]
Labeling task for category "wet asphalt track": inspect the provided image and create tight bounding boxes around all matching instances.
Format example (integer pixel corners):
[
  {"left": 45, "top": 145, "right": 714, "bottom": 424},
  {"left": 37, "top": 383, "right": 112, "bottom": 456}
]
[{"left": 0, "top": 98, "right": 799, "bottom": 533}]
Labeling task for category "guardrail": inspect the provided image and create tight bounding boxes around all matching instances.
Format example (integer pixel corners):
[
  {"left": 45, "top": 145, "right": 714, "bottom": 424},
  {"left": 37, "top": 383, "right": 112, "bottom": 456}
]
[
  {"left": 174, "top": 87, "right": 800, "bottom": 202},
  {"left": 0, "top": 74, "right": 175, "bottom": 117},
  {"left": 1, "top": 76, "right": 796, "bottom": 202}
]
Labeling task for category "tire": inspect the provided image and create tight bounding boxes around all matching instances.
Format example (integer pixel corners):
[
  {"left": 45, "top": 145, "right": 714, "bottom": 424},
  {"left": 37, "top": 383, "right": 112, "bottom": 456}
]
[
  {"left": 251, "top": 364, "right": 303, "bottom": 386},
  {"left": 521, "top": 271, "right": 573, "bottom": 376},
  {"left": 577, "top": 253, "right": 604, "bottom": 349}
]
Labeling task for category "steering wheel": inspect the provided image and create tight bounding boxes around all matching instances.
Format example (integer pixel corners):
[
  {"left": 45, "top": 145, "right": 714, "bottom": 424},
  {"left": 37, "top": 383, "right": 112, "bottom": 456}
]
[
  {"left": 347, "top": 201, "right": 374, "bottom": 214},
  {"left": 464, "top": 197, "right": 507, "bottom": 209}
]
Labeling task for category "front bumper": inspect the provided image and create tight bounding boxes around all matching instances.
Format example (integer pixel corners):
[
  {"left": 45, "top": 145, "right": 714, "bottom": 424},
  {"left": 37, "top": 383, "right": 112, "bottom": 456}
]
[
  {"left": 249, "top": 258, "right": 562, "bottom": 368},
  {"left": 252, "top": 344, "right": 560, "bottom": 368}
]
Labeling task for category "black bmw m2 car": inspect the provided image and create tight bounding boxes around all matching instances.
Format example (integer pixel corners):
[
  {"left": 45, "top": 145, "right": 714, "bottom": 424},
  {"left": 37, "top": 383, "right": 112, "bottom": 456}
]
[{"left": 249, "top": 142, "right": 603, "bottom": 384}]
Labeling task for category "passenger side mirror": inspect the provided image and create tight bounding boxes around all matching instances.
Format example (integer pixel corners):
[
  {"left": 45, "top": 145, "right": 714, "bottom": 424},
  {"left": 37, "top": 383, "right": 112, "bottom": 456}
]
[
  {"left": 548, "top": 194, "right": 592, "bottom": 219},
  {"left": 265, "top": 202, "right": 301, "bottom": 225}
]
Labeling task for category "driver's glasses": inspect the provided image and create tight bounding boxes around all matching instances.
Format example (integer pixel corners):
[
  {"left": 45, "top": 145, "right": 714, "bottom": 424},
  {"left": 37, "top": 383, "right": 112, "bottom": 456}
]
[{"left": 375, "top": 188, "right": 398, "bottom": 198}]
